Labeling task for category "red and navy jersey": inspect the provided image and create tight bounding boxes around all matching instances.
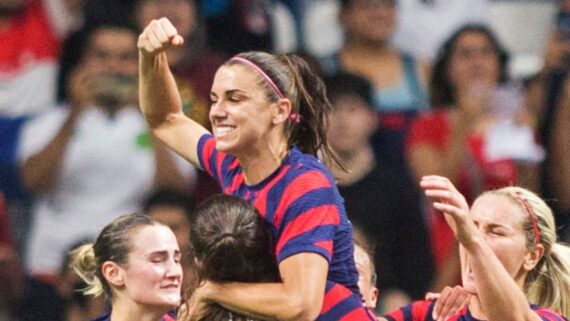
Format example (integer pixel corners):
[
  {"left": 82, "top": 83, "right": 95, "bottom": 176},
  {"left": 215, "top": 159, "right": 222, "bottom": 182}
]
[
  {"left": 198, "top": 134, "right": 373, "bottom": 321},
  {"left": 384, "top": 300, "right": 568, "bottom": 321}
]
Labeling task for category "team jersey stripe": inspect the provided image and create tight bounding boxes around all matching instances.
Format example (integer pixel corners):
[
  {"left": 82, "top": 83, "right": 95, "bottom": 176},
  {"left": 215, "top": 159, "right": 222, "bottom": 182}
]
[
  {"left": 271, "top": 171, "right": 332, "bottom": 227},
  {"left": 276, "top": 204, "right": 339, "bottom": 255},
  {"left": 534, "top": 307, "right": 569, "bottom": 321},
  {"left": 321, "top": 283, "right": 352, "bottom": 314},
  {"left": 314, "top": 240, "right": 333, "bottom": 256},
  {"left": 249, "top": 165, "right": 292, "bottom": 220},
  {"left": 198, "top": 134, "right": 216, "bottom": 178}
]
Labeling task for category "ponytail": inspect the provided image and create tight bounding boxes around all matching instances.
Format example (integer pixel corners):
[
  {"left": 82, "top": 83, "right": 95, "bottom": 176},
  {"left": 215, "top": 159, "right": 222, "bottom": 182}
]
[
  {"left": 279, "top": 54, "right": 342, "bottom": 170},
  {"left": 69, "top": 243, "right": 105, "bottom": 297},
  {"left": 526, "top": 243, "right": 570, "bottom": 318}
]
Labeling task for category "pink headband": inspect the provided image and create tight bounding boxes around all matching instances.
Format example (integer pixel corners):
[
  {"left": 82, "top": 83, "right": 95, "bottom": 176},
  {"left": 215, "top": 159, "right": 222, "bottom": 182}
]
[
  {"left": 513, "top": 191, "right": 541, "bottom": 246},
  {"left": 230, "top": 56, "right": 285, "bottom": 99}
]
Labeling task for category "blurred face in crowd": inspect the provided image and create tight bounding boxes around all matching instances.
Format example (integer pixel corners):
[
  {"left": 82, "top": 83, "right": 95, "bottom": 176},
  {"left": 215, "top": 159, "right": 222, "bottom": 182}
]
[
  {"left": 115, "top": 225, "right": 183, "bottom": 309},
  {"left": 329, "top": 94, "right": 376, "bottom": 158},
  {"left": 341, "top": 0, "right": 397, "bottom": 46},
  {"left": 447, "top": 30, "right": 501, "bottom": 93},
  {"left": 462, "top": 194, "right": 540, "bottom": 294},
  {"left": 354, "top": 244, "right": 379, "bottom": 309},
  {"left": 0, "top": 0, "right": 24, "bottom": 17},
  {"left": 136, "top": 0, "right": 196, "bottom": 38},
  {"left": 81, "top": 27, "right": 139, "bottom": 108}
]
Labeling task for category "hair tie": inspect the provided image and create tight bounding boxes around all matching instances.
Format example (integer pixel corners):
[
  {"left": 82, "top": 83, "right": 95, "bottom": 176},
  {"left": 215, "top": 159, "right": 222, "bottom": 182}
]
[
  {"left": 513, "top": 191, "right": 541, "bottom": 246},
  {"left": 289, "top": 113, "right": 301, "bottom": 124},
  {"left": 230, "top": 56, "right": 285, "bottom": 99},
  {"left": 220, "top": 232, "right": 235, "bottom": 239}
]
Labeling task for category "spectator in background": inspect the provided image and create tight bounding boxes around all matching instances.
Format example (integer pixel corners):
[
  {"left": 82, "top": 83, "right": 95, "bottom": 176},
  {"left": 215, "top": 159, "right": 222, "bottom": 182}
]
[
  {"left": 0, "top": 193, "right": 23, "bottom": 320},
  {"left": 392, "top": 0, "right": 489, "bottom": 62},
  {"left": 16, "top": 23, "right": 193, "bottom": 321},
  {"left": 326, "top": 72, "right": 434, "bottom": 310},
  {"left": 526, "top": 0, "right": 570, "bottom": 240},
  {"left": 321, "top": 0, "right": 430, "bottom": 167},
  {"left": 406, "top": 24, "right": 543, "bottom": 292},
  {"left": 0, "top": 0, "right": 85, "bottom": 259},
  {"left": 200, "top": 0, "right": 274, "bottom": 56},
  {"left": 143, "top": 188, "right": 197, "bottom": 291}
]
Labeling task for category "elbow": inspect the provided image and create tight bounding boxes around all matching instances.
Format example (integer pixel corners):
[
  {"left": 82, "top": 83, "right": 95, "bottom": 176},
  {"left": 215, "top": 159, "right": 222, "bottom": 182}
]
[{"left": 276, "top": 297, "right": 322, "bottom": 321}]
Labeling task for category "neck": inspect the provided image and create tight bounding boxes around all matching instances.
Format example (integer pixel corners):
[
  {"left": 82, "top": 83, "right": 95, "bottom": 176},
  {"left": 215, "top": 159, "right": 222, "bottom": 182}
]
[
  {"left": 110, "top": 298, "right": 166, "bottom": 321},
  {"left": 238, "top": 138, "right": 289, "bottom": 185},
  {"left": 331, "top": 145, "right": 375, "bottom": 186},
  {"left": 344, "top": 38, "right": 392, "bottom": 56}
]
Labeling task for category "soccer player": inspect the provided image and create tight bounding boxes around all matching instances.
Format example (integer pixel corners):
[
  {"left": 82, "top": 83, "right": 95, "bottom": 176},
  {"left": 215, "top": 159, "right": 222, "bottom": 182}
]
[
  {"left": 380, "top": 176, "right": 570, "bottom": 321},
  {"left": 70, "top": 213, "right": 182, "bottom": 321},
  {"left": 138, "top": 17, "right": 373, "bottom": 321}
]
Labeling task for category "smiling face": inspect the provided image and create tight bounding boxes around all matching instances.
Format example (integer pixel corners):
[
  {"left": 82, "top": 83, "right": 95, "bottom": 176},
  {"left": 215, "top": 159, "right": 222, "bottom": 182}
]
[
  {"left": 462, "top": 194, "right": 533, "bottom": 294},
  {"left": 209, "top": 65, "right": 281, "bottom": 158},
  {"left": 119, "top": 225, "right": 182, "bottom": 309}
]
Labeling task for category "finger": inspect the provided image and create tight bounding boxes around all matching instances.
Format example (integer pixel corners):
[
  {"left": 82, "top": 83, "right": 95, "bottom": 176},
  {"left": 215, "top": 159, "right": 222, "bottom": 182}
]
[
  {"left": 432, "top": 288, "right": 450, "bottom": 320},
  {"left": 433, "top": 202, "right": 465, "bottom": 218},
  {"left": 425, "top": 292, "right": 440, "bottom": 301},
  {"left": 146, "top": 30, "right": 165, "bottom": 50},
  {"left": 171, "top": 35, "right": 184, "bottom": 46}
]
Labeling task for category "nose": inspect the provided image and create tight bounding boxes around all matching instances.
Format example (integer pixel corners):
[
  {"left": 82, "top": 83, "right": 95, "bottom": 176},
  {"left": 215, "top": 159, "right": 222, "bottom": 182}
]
[
  {"left": 165, "top": 258, "right": 183, "bottom": 280},
  {"left": 209, "top": 100, "right": 228, "bottom": 120}
]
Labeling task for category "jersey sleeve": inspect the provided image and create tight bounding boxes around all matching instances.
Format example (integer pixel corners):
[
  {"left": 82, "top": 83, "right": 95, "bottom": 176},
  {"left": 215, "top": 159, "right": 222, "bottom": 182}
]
[
  {"left": 273, "top": 169, "right": 341, "bottom": 263},
  {"left": 197, "top": 133, "right": 237, "bottom": 187},
  {"left": 533, "top": 307, "right": 569, "bottom": 321},
  {"left": 384, "top": 300, "right": 434, "bottom": 321}
]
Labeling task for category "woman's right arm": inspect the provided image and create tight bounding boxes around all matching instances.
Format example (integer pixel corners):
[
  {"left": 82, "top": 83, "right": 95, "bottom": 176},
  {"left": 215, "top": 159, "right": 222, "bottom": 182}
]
[{"left": 138, "top": 18, "right": 209, "bottom": 168}]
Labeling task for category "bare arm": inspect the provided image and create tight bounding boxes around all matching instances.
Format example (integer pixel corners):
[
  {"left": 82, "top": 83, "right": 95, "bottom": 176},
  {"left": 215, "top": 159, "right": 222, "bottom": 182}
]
[
  {"left": 422, "top": 176, "right": 542, "bottom": 321},
  {"left": 20, "top": 110, "right": 78, "bottom": 193},
  {"left": 138, "top": 18, "right": 209, "bottom": 168},
  {"left": 191, "top": 253, "right": 328, "bottom": 321}
]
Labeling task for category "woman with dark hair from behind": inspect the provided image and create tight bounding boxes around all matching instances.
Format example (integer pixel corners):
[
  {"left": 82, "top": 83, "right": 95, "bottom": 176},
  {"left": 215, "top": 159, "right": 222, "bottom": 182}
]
[
  {"left": 69, "top": 213, "right": 182, "bottom": 321},
  {"left": 187, "top": 194, "right": 279, "bottom": 321}
]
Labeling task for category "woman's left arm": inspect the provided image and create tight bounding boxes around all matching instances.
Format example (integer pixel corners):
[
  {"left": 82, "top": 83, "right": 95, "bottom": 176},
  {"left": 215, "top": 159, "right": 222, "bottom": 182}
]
[{"left": 190, "top": 252, "right": 328, "bottom": 321}]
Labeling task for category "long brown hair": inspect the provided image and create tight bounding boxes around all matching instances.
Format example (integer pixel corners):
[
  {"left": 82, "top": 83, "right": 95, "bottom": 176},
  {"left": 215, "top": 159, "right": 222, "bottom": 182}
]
[{"left": 224, "top": 51, "right": 342, "bottom": 170}]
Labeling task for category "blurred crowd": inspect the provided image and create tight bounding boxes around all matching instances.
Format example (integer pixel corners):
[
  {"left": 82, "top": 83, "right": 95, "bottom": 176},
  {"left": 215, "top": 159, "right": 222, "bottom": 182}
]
[{"left": 0, "top": 0, "right": 569, "bottom": 320}]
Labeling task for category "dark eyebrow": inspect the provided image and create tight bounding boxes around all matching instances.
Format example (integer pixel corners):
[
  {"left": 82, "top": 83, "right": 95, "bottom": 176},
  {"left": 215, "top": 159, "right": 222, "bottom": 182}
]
[{"left": 210, "top": 89, "right": 248, "bottom": 98}]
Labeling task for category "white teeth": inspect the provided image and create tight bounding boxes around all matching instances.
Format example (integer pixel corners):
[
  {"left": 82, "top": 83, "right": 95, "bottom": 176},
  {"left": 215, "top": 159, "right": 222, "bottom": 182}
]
[{"left": 216, "top": 126, "right": 235, "bottom": 136}]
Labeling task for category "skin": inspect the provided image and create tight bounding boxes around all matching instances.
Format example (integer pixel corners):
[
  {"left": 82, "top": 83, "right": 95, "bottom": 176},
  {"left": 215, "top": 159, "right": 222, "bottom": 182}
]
[
  {"left": 138, "top": 18, "right": 331, "bottom": 321},
  {"left": 354, "top": 245, "right": 379, "bottom": 310},
  {"left": 103, "top": 225, "right": 182, "bottom": 321},
  {"left": 419, "top": 175, "right": 544, "bottom": 321}
]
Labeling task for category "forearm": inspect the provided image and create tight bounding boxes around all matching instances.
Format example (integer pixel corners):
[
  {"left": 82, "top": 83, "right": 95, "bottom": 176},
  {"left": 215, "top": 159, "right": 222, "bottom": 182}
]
[
  {"left": 139, "top": 52, "right": 184, "bottom": 128},
  {"left": 207, "top": 282, "right": 317, "bottom": 321},
  {"left": 463, "top": 238, "right": 539, "bottom": 321},
  {"left": 21, "top": 114, "right": 76, "bottom": 193}
]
